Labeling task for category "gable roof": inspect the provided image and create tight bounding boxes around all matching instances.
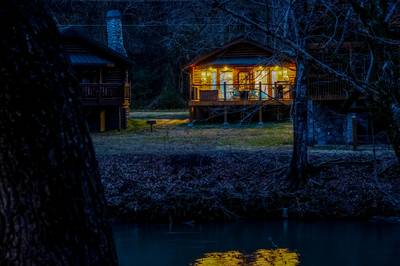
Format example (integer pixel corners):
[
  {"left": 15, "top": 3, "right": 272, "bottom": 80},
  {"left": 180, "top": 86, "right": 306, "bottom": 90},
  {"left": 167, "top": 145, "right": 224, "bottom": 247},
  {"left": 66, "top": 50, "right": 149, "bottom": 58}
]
[
  {"left": 184, "top": 38, "right": 293, "bottom": 69},
  {"left": 59, "top": 26, "right": 133, "bottom": 66}
]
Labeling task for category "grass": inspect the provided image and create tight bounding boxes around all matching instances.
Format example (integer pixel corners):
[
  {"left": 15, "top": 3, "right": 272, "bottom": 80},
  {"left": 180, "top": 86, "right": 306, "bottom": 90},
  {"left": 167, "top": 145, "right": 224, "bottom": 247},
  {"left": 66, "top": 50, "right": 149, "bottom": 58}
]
[
  {"left": 125, "top": 117, "right": 292, "bottom": 147},
  {"left": 92, "top": 111, "right": 293, "bottom": 154},
  {"left": 129, "top": 110, "right": 188, "bottom": 120}
]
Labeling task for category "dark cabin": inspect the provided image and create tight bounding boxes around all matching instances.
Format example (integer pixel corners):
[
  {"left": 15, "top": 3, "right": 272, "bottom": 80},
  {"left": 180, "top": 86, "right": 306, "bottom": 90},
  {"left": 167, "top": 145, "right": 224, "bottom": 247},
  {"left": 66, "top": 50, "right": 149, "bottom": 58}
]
[
  {"left": 59, "top": 10, "right": 132, "bottom": 132},
  {"left": 184, "top": 38, "right": 296, "bottom": 124}
]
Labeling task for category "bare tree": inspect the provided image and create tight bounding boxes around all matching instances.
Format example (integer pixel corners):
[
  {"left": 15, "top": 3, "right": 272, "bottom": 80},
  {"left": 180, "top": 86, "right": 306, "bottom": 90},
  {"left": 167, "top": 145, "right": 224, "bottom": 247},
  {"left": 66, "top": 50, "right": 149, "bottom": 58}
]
[
  {"left": 211, "top": 0, "right": 400, "bottom": 182},
  {"left": 348, "top": 0, "right": 400, "bottom": 159},
  {"left": 0, "top": 0, "right": 117, "bottom": 264}
]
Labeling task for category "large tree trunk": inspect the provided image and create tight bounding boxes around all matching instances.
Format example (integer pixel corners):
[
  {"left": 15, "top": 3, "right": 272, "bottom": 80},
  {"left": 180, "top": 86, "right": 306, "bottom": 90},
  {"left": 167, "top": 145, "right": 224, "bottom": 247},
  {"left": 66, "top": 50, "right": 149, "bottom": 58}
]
[
  {"left": 0, "top": 1, "right": 117, "bottom": 265},
  {"left": 288, "top": 59, "right": 309, "bottom": 185},
  {"left": 385, "top": 99, "right": 400, "bottom": 162}
]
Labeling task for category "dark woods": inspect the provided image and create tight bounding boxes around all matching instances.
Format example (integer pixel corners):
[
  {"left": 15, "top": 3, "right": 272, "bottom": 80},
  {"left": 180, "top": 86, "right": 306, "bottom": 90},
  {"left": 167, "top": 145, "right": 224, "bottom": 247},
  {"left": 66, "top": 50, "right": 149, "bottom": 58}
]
[
  {"left": 47, "top": 0, "right": 274, "bottom": 108},
  {"left": 47, "top": 0, "right": 400, "bottom": 164},
  {"left": 0, "top": 0, "right": 399, "bottom": 264}
]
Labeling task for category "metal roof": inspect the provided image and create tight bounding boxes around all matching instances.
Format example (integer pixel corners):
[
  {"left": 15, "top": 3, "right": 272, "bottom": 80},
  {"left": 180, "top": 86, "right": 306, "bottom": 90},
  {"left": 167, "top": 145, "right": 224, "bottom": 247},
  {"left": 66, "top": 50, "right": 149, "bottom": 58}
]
[
  {"left": 203, "top": 57, "right": 280, "bottom": 66},
  {"left": 68, "top": 54, "right": 114, "bottom": 66},
  {"left": 59, "top": 27, "right": 133, "bottom": 66}
]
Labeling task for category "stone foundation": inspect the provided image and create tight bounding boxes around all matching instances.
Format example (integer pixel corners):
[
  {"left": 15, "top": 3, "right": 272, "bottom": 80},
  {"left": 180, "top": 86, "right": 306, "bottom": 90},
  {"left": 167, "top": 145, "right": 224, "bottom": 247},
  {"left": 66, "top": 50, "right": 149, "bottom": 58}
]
[{"left": 307, "top": 101, "right": 369, "bottom": 145}]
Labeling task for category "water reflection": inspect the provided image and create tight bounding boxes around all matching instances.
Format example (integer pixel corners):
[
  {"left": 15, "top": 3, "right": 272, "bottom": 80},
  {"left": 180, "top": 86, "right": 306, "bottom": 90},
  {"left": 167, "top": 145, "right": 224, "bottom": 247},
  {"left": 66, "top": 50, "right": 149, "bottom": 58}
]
[
  {"left": 193, "top": 251, "right": 244, "bottom": 266},
  {"left": 113, "top": 221, "right": 400, "bottom": 266},
  {"left": 192, "top": 249, "right": 299, "bottom": 266}
]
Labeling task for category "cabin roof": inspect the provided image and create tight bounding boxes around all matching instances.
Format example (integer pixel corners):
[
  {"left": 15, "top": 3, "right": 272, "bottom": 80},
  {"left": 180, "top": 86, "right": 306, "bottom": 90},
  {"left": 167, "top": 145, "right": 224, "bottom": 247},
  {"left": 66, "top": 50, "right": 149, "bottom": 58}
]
[
  {"left": 69, "top": 54, "right": 114, "bottom": 66},
  {"left": 184, "top": 38, "right": 293, "bottom": 69},
  {"left": 59, "top": 26, "right": 133, "bottom": 66}
]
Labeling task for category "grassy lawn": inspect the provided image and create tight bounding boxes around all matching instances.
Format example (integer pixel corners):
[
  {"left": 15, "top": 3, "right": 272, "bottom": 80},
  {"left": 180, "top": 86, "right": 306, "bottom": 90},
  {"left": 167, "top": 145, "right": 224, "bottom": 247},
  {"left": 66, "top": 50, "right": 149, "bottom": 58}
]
[{"left": 92, "top": 111, "right": 293, "bottom": 154}]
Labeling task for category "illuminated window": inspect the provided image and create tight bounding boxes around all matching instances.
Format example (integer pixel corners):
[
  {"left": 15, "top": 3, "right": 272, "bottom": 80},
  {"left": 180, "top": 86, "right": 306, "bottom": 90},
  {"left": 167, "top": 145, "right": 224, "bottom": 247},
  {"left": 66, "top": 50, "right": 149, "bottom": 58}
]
[{"left": 200, "top": 68, "right": 217, "bottom": 90}]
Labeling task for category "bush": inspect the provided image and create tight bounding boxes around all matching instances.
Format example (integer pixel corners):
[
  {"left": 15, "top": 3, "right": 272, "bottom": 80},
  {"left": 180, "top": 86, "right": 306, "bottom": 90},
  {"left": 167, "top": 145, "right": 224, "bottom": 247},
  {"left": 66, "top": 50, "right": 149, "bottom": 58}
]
[{"left": 156, "top": 88, "right": 186, "bottom": 109}]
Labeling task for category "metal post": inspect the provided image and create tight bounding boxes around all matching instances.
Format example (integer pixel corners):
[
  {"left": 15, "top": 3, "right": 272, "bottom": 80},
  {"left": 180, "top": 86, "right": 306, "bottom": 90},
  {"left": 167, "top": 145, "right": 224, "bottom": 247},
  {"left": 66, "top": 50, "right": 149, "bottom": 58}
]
[
  {"left": 352, "top": 114, "right": 358, "bottom": 150},
  {"left": 224, "top": 106, "right": 229, "bottom": 127},
  {"left": 258, "top": 106, "right": 263, "bottom": 126},
  {"left": 223, "top": 82, "right": 227, "bottom": 101},
  {"left": 259, "top": 81, "right": 262, "bottom": 101},
  {"left": 188, "top": 107, "right": 194, "bottom": 127}
]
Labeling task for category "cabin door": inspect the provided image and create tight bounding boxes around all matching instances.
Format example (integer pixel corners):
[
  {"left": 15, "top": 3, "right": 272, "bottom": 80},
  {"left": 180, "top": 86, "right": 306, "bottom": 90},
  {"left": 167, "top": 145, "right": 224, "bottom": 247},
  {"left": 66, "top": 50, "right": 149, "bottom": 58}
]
[
  {"left": 238, "top": 71, "right": 252, "bottom": 91},
  {"left": 220, "top": 71, "right": 233, "bottom": 100}
]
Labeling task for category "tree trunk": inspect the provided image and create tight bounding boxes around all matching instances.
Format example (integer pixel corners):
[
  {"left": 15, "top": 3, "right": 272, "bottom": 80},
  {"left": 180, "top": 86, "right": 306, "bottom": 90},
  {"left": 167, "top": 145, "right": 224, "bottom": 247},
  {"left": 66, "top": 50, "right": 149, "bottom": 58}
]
[
  {"left": 385, "top": 99, "right": 400, "bottom": 162},
  {"left": 0, "top": 1, "right": 117, "bottom": 265},
  {"left": 288, "top": 59, "right": 309, "bottom": 185}
]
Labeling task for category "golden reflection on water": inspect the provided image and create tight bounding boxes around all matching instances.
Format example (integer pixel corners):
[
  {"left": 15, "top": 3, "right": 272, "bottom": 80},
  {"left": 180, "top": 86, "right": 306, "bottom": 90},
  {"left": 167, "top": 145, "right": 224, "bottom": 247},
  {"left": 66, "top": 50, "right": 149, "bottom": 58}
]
[{"left": 192, "top": 249, "right": 299, "bottom": 266}]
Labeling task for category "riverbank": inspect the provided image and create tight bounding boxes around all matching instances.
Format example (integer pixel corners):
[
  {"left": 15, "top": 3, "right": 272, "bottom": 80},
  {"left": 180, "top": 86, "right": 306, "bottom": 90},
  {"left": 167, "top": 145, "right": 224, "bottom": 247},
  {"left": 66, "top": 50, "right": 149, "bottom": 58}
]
[
  {"left": 98, "top": 148, "right": 400, "bottom": 222},
  {"left": 94, "top": 112, "right": 400, "bottom": 222}
]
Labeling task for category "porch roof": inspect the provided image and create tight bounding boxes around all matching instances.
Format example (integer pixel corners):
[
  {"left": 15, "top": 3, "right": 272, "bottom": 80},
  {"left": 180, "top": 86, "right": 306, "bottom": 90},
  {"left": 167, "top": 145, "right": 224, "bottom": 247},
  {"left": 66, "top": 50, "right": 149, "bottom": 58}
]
[
  {"left": 202, "top": 56, "right": 281, "bottom": 66},
  {"left": 69, "top": 54, "right": 114, "bottom": 66}
]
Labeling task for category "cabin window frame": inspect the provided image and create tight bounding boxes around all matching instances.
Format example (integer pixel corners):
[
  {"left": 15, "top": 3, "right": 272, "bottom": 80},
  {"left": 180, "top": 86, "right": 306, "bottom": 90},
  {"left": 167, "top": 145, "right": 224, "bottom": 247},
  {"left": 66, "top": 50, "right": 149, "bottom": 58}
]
[{"left": 237, "top": 70, "right": 253, "bottom": 91}]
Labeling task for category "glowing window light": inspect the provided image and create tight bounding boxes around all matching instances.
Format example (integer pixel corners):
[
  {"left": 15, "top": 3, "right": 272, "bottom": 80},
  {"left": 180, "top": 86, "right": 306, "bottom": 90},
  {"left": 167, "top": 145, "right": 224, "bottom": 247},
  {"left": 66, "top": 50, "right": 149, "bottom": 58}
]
[{"left": 283, "top": 68, "right": 289, "bottom": 79}]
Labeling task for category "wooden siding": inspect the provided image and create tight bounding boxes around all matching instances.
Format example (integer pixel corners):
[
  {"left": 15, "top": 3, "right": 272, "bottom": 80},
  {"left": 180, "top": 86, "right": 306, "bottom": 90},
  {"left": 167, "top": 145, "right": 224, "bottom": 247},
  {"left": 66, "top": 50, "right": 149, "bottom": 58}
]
[
  {"left": 62, "top": 40, "right": 92, "bottom": 54},
  {"left": 216, "top": 42, "right": 272, "bottom": 58},
  {"left": 103, "top": 68, "right": 125, "bottom": 83},
  {"left": 192, "top": 65, "right": 296, "bottom": 91}
]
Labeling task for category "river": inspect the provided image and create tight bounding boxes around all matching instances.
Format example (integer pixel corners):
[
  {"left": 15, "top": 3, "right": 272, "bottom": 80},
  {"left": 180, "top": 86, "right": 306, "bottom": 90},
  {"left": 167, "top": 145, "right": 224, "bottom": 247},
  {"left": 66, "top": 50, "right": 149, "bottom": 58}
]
[{"left": 113, "top": 220, "right": 400, "bottom": 266}]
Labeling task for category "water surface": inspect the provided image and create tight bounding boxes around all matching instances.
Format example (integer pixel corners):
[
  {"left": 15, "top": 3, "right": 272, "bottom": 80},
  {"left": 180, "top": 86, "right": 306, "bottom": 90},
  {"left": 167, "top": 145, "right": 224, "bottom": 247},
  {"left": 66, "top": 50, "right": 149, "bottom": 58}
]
[{"left": 113, "top": 220, "right": 400, "bottom": 266}]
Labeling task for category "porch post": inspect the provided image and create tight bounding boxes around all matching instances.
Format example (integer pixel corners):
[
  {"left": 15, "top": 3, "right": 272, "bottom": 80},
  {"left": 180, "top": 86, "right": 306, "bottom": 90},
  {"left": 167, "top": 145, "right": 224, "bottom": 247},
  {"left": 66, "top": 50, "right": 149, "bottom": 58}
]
[
  {"left": 99, "top": 109, "right": 106, "bottom": 132},
  {"left": 118, "top": 107, "right": 121, "bottom": 131},
  {"left": 272, "top": 83, "right": 276, "bottom": 98},
  {"left": 258, "top": 82, "right": 263, "bottom": 126},
  {"left": 223, "top": 82, "right": 229, "bottom": 127}
]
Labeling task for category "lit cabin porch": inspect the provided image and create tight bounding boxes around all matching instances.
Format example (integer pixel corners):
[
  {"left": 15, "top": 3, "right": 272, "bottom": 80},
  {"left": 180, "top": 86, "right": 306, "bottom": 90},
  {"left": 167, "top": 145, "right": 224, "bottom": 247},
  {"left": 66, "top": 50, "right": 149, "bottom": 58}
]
[
  {"left": 185, "top": 39, "right": 296, "bottom": 122},
  {"left": 189, "top": 64, "right": 296, "bottom": 107}
]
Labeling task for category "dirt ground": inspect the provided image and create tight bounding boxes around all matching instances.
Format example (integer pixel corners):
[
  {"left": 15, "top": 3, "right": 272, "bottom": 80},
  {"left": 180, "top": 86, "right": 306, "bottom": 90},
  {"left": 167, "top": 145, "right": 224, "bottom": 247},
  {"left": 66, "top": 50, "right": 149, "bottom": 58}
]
[{"left": 92, "top": 111, "right": 400, "bottom": 222}]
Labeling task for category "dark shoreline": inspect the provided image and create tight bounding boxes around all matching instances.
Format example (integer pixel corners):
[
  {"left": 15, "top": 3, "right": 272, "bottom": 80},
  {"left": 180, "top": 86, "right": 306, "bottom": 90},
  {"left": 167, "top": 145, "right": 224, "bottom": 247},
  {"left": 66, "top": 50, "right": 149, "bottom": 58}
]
[{"left": 99, "top": 149, "right": 400, "bottom": 223}]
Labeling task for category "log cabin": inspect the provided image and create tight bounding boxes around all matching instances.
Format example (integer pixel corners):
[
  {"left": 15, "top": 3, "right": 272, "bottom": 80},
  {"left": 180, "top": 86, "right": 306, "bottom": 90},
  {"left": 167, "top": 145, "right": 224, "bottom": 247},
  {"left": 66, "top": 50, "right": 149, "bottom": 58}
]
[
  {"left": 59, "top": 10, "right": 132, "bottom": 132},
  {"left": 184, "top": 38, "right": 296, "bottom": 124},
  {"left": 185, "top": 37, "right": 380, "bottom": 146}
]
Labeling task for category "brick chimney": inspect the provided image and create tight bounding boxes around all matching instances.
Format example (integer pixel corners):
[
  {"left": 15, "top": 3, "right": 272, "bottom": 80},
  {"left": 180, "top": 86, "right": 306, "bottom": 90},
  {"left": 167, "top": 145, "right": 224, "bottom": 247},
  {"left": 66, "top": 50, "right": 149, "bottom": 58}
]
[{"left": 106, "top": 10, "right": 127, "bottom": 56}]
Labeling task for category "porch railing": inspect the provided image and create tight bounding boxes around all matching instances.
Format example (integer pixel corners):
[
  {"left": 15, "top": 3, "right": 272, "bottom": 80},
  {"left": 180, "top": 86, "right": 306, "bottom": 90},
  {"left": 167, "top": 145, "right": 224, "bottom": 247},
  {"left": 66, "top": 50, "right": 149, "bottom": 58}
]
[
  {"left": 307, "top": 80, "right": 349, "bottom": 100},
  {"left": 191, "top": 82, "right": 294, "bottom": 103},
  {"left": 80, "top": 83, "right": 130, "bottom": 105},
  {"left": 191, "top": 81, "right": 350, "bottom": 102}
]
